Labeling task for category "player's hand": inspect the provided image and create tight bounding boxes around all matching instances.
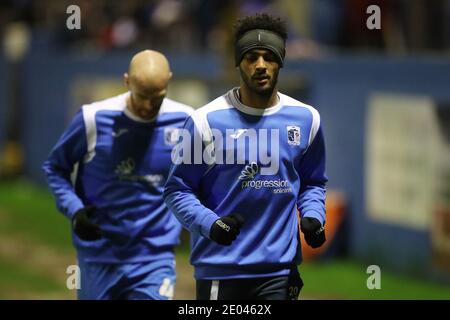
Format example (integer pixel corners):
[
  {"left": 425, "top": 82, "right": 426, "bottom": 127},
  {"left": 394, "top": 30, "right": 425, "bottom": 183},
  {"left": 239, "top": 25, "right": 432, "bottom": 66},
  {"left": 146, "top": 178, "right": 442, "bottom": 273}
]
[
  {"left": 209, "top": 213, "right": 244, "bottom": 246},
  {"left": 300, "top": 217, "right": 326, "bottom": 248},
  {"left": 72, "top": 206, "right": 102, "bottom": 241}
]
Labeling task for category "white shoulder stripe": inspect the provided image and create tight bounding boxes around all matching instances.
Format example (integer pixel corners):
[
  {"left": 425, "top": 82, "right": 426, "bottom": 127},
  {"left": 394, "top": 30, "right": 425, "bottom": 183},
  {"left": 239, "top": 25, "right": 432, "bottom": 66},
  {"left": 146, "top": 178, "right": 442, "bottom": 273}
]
[
  {"left": 307, "top": 107, "right": 320, "bottom": 147},
  {"left": 82, "top": 93, "right": 128, "bottom": 163},
  {"left": 160, "top": 98, "right": 195, "bottom": 115},
  {"left": 190, "top": 95, "right": 232, "bottom": 174},
  {"left": 191, "top": 95, "right": 232, "bottom": 143},
  {"left": 279, "top": 93, "right": 321, "bottom": 148}
]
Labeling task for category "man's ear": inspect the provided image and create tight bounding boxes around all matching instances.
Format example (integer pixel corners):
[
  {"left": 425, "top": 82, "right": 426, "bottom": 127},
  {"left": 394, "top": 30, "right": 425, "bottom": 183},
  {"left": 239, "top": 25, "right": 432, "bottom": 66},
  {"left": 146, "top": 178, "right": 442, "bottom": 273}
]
[{"left": 124, "top": 73, "right": 129, "bottom": 88}]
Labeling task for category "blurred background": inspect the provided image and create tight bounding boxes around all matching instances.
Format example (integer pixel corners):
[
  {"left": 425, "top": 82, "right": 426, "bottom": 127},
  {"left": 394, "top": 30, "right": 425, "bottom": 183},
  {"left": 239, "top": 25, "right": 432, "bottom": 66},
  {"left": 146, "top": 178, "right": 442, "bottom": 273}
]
[{"left": 0, "top": 0, "right": 449, "bottom": 299}]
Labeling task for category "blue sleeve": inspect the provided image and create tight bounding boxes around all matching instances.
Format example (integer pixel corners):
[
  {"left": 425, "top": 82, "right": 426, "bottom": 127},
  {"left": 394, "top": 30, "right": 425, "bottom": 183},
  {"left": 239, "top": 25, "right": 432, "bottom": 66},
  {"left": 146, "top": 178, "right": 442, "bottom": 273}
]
[
  {"left": 42, "top": 110, "right": 87, "bottom": 220},
  {"left": 163, "top": 117, "right": 219, "bottom": 239},
  {"left": 297, "top": 126, "right": 328, "bottom": 226}
]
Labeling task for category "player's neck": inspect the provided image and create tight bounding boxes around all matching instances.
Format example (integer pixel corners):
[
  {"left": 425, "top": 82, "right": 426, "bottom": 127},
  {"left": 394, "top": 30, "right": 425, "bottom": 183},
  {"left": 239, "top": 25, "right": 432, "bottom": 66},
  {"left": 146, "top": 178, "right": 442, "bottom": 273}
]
[
  {"left": 238, "top": 86, "right": 279, "bottom": 109},
  {"left": 125, "top": 95, "right": 137, "bottom": 116},
  {"left": 125, "top": 95, "right": 157, "bottom": 122}
]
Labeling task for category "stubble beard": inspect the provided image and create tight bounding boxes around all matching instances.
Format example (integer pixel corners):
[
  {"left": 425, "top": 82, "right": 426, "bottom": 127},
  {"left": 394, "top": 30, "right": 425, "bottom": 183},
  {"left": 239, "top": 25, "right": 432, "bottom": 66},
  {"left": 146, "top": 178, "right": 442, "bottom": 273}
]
[{"left": 240, "top": 68, "right": 278, "bottom": 98}]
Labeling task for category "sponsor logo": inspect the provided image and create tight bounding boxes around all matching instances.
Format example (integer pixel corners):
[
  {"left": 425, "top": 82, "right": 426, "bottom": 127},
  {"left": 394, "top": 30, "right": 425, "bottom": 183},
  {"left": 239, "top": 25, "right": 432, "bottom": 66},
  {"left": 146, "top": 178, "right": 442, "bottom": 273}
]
[
  {"left": 238, "top": 162, "right": 291, "bottom": 193},
  {"left": 238, "top": 162, "right": 259, "bottom": 180},
  {"left": 114, "top": 158, "right": 135, "bottom": 175},
  {"left": 216, "top": 220, "right": 231, "bottom": 232},
  {"left": 115, "top": 158, "right": 163, "bottom": 187},
  {"left": 112, "top": 128, "right": 129, "bottom": 138},
  {"left": 230, "top": 129, "right": 248, "bottom": 139}
]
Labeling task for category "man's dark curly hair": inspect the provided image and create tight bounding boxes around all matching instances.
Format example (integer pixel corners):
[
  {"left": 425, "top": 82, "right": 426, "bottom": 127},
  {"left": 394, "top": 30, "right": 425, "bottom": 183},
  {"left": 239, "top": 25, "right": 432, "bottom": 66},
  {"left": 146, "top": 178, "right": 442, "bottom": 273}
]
[{"left": 234, "top": 13, "right": 288, "bottom": 43}]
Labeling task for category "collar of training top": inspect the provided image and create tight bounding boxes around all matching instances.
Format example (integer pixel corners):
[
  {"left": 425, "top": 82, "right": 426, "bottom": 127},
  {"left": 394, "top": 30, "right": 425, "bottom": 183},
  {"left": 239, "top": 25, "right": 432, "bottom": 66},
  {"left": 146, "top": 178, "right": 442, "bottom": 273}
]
[{"left": 235, "top": 29, "right": 285, "bottom": 67}]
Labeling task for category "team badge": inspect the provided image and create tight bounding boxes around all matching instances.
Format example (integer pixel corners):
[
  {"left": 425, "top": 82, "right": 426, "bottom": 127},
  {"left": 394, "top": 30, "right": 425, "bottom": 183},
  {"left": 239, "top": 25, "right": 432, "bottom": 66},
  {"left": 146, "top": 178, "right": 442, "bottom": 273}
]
[
  {"left": 287, "top": 126, "right": 301, "bottom": 146},
  {"left": 164, "top": 128, "right": 180, "bottom": 145}
]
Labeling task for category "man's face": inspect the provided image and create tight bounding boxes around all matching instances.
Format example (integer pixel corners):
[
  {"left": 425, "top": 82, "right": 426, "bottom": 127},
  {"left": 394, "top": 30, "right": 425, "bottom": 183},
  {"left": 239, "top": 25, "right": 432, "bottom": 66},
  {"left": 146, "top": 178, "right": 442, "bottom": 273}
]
[
  {"left": 128, "top": 79, "right": 167, "bottom": 120},
  {"left": 239, "top": 49, "right": 280, "bottom": 96}
]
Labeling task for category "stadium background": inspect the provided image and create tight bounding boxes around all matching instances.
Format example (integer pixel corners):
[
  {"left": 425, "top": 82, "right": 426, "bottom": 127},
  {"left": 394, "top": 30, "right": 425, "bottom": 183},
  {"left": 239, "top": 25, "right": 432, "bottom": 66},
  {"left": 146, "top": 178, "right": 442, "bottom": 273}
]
[{"left": 0, "top": 0, "right": 449, "bottom": 299}]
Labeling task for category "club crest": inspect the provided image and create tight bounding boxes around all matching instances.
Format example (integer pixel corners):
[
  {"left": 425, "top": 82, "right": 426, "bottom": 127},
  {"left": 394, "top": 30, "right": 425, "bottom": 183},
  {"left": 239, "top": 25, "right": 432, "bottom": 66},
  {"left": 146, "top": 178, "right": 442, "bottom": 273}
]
[
  {"left": 287, "top": 126, "right": 301, "bottom": 146},
  {"left": 164, "top": 128, "right": 180, "bottom": 146}
]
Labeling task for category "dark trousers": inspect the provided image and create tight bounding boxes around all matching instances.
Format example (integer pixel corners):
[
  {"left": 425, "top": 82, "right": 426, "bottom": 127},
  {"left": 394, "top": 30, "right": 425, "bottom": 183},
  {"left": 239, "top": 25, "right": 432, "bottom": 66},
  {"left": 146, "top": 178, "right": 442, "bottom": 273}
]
[{"left": 196, "top": 268, "right": 303, "bottom": 300}]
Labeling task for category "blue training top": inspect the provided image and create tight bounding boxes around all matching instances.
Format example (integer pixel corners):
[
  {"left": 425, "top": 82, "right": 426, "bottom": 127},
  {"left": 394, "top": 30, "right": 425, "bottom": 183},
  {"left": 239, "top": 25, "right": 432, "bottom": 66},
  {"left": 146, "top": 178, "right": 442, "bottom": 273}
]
[
  {"left": 43, "top": 92, "right": 193, "bottom": 263},
  {"left": 164, "top": 88, "right": 327, "bottom": 279}
]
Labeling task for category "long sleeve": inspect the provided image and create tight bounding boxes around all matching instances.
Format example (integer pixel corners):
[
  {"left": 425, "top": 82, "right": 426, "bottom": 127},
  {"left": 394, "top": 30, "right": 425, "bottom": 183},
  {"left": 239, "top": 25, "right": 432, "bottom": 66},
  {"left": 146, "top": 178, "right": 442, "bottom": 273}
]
[
  {"left": 42, "top": 110, "right": 87, "bottom": 220},
  {"left": 297, "top": 125, "right": 328, "bottom": 226},
  {"left": 163, "top": 117, "right": 219, "bottom": 239}
]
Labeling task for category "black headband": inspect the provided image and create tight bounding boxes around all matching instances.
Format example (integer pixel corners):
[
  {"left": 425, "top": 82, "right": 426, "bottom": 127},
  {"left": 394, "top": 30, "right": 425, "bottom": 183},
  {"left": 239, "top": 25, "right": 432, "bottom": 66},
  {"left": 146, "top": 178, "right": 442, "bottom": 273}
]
[{"left": 235, "top": 29, "right": 285, "bottom": 67}]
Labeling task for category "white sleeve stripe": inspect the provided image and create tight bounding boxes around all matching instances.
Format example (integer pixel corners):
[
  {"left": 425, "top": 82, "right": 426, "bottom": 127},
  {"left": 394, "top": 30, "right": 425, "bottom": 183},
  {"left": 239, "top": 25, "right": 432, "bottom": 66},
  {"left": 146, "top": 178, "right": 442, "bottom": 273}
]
[
  {"left": 189, "top": 96, "right": 232, "bottom": 173},
  {"left": 191, "top": 110, "right": 212, "bottom": 143},
  {"left": 70, "top": 162, "right": 79, "bottom": 186},
  {"left": 307, "top": 108, "right": 321, "bottom": 148},
  {"left": 278, "top": 93, "right": 321, "bottom": 149},
  {"left": 159, "top": 98, "right": 194, "bottom": 115},
  {"left": 82, "top": 105, "right": 98, "bottom": 163},
  {"left": 82, "top": 93, "right": 127, "bottom": 163},
  {"left": 191, "top": 95, "right": 232, "bottom": 145}
]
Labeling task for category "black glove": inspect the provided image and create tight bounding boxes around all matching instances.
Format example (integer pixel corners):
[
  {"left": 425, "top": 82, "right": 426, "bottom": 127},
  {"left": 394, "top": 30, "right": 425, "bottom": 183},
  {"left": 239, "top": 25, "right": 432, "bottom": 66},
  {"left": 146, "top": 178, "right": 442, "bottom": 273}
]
[
  {"left": 209, "top": 213, "right": 244, "bottom": 246},
  {"left": 300, "top": 217, "right": 326, "bottom": 248},
  {"left": 72, "top": 206, "right": 102, "bottom": 241}
]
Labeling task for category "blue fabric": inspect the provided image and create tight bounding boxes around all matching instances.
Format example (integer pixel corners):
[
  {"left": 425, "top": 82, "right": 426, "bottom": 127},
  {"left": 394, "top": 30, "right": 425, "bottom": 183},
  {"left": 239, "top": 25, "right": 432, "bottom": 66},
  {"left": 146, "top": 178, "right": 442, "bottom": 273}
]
[
  {"left": 43, "top": 93, "right": 192, "bottom": 263},
  {"left": 164, "top": 89, "right": 327, "bottom": 280},
  {"left": 77, "top": 258, "right": 176, "bottom": 300}
]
